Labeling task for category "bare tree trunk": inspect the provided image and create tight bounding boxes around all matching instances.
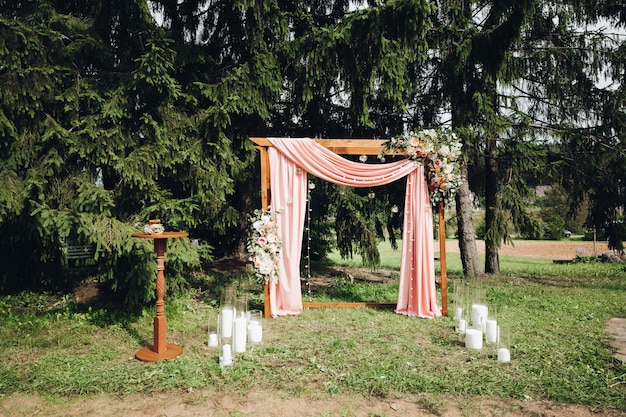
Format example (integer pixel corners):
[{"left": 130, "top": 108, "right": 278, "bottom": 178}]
[
  {"left": 484, "top": 138, "right": 500, "bottom": 274},
  {"left": 455, "top": 160, "right": 481, "bottom": 278}
]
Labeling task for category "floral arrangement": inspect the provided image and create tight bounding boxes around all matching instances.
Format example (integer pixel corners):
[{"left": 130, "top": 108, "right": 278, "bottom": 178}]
[
  {"left": 379, "top": 129, "right": 463, "bottom": 206},
  {"left": 143, "top": 220, "right": 165, "bottom": 234},
  {"left": 247, "top": 209, "right": 281, "bottom": 284}
]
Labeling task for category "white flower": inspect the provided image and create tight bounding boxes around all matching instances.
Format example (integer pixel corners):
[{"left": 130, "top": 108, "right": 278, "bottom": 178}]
[
  {"left": 422, "top": 129, "right": 437, "bottom": 139},
  {"left": 253, "top": 220, "right": 265, "bottom": 231}
]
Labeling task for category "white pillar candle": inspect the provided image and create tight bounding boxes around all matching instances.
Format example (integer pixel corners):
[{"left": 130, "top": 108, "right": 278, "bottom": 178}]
[
  {"left": 497, "top": 347, "right": 510, "bottom": 362},
  {"left": 233, "top": 316, "right": 247, "bottom": 353},
  {"left": 454, "top": 307, "right": 463, "bottom": 321},
  {"left": 485, "top": 319, "right": 498, "bottom": 343},
  {"left": 456, "top": 318, "right": 466, "bottom": 334},
  {"left": 465, "top": 328, "right": 483, "bottom": 350},
  {"left": 221, "top": 307, "right": 234, "bottom": 338},
  {"left": 220, "top": 344, "right": 233, "bottom": 366},
  {"left": 208, "top": 332, "right": 218, "bottom": 347},
  {"left": 472, "top": 304, "right": 488, "bottom": 333},
  {"left": 248, "top": 322, "right": 263, "bottom": 343}
]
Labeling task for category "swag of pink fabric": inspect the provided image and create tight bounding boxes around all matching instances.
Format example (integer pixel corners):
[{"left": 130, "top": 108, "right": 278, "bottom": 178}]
[{"left": 267, "top": 137, "right": 441, "bottom": 319}]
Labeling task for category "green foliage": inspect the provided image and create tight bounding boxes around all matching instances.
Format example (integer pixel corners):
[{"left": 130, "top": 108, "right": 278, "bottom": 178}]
[
  {"left": 0, "top": 1, "right": 278, "bottom": 301},
  {"left": 305, "top": 180, "right": 336, "bottom": 262},
  {"left": 475, "top": 218, "right": 487, "bottom": 240},
  {"left": 334, "top": 186, "right": 381, "bottom": 269}
]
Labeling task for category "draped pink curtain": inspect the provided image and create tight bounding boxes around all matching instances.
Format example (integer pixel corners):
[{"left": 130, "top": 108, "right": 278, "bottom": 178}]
[
  {"left": 394, "top": 169, "right": 439, "bottom": 317},
  {"left": 267, "top": 137, "right": 441, "bottom": 318},
  {"left": 267, "top": 148, "right": 307, "bottom": 317}
]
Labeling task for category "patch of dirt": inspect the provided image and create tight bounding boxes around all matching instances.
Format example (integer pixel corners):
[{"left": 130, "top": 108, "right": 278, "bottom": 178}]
[
  {"left": 444, "top": 239, "right": 610, "bottom": 260},
  {"left": 304, "top": 263, "right": 398, "bottom": 293},
  {"left": 73, "top": 282, "right": 100, "bottom": 304},
  {"left": 606, "top": 318, "right": 626, "bottom": 363},
  {"left": 204, "top": 257, "right": 249, "bottom": 275},
  {"left": 2, "top": 390, "right": 626, "bottom": 417}
]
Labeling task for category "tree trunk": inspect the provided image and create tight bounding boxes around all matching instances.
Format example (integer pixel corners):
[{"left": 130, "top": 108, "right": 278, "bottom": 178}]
[
  {"left": 484, "top": 137, "right": 500, "bottom": 274},
  {"left": 455, "top": 160, "right": 481, "bottom": 278}
]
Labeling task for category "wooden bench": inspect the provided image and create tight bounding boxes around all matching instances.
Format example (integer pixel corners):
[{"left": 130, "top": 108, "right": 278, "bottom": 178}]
[{"left": 64, "top": 244, "right": 96, "bottom": 269}]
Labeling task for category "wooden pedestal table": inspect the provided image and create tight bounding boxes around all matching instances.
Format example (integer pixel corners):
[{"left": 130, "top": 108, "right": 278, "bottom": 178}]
[{"left": 131, "top": 231, "right": 189, "bottom": 362}]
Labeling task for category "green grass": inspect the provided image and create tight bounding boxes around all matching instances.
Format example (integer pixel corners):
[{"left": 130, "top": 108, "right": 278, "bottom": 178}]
[{"left": 1, "top": 242, "right": 625, "bottom": 412}]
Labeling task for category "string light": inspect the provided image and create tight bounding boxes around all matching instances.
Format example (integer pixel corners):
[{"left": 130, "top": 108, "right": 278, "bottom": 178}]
[{"left": 305, "top": 177, "right": 314, "bottom": 300}]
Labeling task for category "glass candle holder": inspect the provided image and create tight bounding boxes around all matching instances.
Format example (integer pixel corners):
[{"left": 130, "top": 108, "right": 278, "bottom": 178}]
[
  {"left": 207, "top": 314, "right": 219, "bottom": 347},
  {"left": 233, "top": 296, "right": 248, "bottom": 353},
  {"left": 465, "top": 328, "right": 483, "bottom": 350},
  {"left": 221, "top": 284, "right": 237, "bottom": 308},
  {"left": 470, "top": 286, "right": 488, "bottom": 333},
  {"left": 453, "top": 281, "right": 467, "bottom": 322},
  {"left": 220, "top": 306, "right": 234, "bottom": 339},
  {"left": 485, "top": 307, "right": 498, "bottom": 344},
  {"left": 219, "top": 336, "right": 233, "bottom": 367},
  {"left": 247, "top": 310, "right": 263, "bottom": 344},
  {"left": 497, "top": 326, "right": 511, "bottom": 363}
]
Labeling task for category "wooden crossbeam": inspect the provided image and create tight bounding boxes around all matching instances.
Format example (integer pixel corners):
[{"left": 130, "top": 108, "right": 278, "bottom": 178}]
[{"left": 250, "top": 137, "right": 388, "bottom": 155}]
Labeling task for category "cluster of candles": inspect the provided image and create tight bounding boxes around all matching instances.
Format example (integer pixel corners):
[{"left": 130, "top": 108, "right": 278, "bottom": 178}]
[
  {"left": 453, "top": 284, "right": 511, "bottom": 363},
  {"left": 207, "top": 285, "right": 263, "bottom": 366}
]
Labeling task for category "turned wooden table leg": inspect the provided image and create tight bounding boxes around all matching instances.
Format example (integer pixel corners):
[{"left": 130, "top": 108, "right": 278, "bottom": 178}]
[
  {"left": 132, "top": 230, "right": 188, "bottom": 362},
  {"left": 153, "top": 238, "right": 168, "bottom": 354}
]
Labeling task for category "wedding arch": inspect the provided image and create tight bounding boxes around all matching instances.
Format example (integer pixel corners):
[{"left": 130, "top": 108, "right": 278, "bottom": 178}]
[{"left": 250, "top": 137, "right": 449, "bottom": 319}]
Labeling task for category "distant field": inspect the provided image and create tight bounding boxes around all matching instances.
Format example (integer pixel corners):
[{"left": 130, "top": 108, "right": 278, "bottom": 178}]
[{"left": 325, "top": 238, "right": 611, "bottom": 274}]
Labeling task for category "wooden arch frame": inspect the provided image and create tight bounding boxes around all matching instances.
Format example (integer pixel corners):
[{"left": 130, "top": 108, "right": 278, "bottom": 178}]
[{"left": 250, "top": 137, "right": 448, "bottom": 318}]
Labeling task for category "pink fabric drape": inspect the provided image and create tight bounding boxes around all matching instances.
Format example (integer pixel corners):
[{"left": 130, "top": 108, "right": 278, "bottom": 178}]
[
  {"left": 268, "top": 147, "right": 307, "bottom": 317},
  {"left": 394, "top": 169, "right": 439, "bottom": 317},
  {"left": 269, "top": 137, "right": 417, "bottom": 186},
  {"left": 267, "top": 137, "right": 441, "bottom": 318}
]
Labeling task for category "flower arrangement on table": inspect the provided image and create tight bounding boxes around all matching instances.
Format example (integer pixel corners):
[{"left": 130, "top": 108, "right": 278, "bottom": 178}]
[
  {"left": 143, "top": 220, "right": 165, "bottom": 234},
  {"left": 379, "top": 129, "right": 463, "bottom": 206},
  {"left": 247, "top": 209, "right": 281, "bottom": 284}
]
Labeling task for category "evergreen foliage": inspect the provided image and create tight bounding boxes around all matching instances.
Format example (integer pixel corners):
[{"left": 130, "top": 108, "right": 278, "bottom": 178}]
[
  {"left": 0, "top": 0, "right": 436, "bottom": 299},
  {"left": 419, "top": 1, "right": 626, "bottom": 272},
  {"left": 0, "top": 0, "right": 624, "bottom": 302},
  {"left": 0, "top": 1, "right": 279, "bottom": 302}
]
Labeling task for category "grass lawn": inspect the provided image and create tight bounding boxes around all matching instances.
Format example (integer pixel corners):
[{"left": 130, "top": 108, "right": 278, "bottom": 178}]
[{"left": 1, "top": 240, "right": 625, "bottom": 415}]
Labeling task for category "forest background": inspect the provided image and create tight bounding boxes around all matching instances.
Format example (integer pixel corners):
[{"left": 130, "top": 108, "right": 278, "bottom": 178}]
[{"left": 0, "top": 0, "right": 625, "bottom": 305}]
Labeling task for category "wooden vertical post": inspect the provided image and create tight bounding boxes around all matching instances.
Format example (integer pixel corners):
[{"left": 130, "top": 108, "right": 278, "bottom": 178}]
[
  {"left": 257, "top": 146, "right": 271, "bottom": 318},
  {"left": 258, "top": 146, "right": 270, "bottom": 211},
  {"left": 438, "top": 201, "right": 448, "bottom": 316}
]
